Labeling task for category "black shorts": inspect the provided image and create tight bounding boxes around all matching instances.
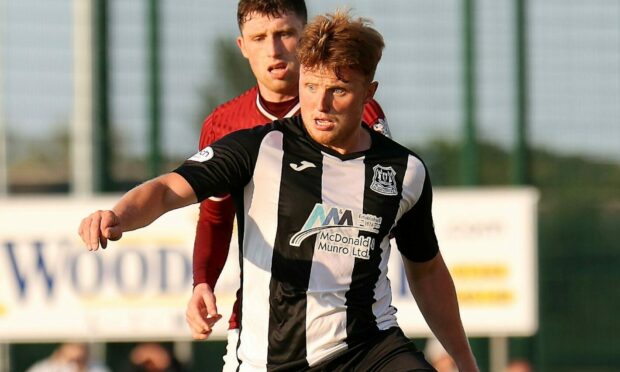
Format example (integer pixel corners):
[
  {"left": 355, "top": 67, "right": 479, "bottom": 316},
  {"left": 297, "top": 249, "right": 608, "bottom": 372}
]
[{"left": 308, "top": 327, "right": 436, "bottom": 372}]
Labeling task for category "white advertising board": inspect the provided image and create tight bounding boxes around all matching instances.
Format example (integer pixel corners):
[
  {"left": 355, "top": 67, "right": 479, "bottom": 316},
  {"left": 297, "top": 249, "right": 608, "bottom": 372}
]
[
  {"left": 0, "top": 188, "right": 537, "bottom": 341},
  {"left": 391, "top": 188, "right": 539, "bottom": 337}
]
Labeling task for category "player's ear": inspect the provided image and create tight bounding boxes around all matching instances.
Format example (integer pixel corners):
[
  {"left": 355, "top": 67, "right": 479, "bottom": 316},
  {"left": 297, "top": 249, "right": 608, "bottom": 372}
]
[
  {"left": 236, "top": 36, "right": 249, "bottom": 59},
  {"left": 364, "top": 81, "right": 379, "bottom": 103}
]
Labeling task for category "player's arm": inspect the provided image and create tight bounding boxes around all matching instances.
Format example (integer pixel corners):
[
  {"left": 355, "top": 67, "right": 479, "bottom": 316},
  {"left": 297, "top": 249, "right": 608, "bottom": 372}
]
[
  {"left": 393, "top": 164, "right": 478, "bottom": 371},
  {"left": 193, "top": 115, "right": 237, "bottom": 289},
  {"left": 186, "top": 114, "right": 238, "bottom": 340},
  {"left": 78, "top": 173, "right": 196, "bottom": 251},
  {"left": 402, "top": 253, "right": 478, "bottom": 372},
  {"left": 186, "top": 196, "right": 235, "bottom": 340},
  {"left": 193, "top": 115, "right": 236, "bottom": 289},
  {"left": 193, "top": 196, "right": 235, "bottom": 287}
]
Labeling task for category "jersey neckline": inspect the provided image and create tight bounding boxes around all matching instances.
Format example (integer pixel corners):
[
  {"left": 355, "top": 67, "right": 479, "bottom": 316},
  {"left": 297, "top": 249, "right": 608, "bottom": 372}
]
[
  {"left": 256, "top": 92, "right": 300, "bottom": 121},
  {"left": 293, "top": 116, "right": 375, "bottom": 161}
]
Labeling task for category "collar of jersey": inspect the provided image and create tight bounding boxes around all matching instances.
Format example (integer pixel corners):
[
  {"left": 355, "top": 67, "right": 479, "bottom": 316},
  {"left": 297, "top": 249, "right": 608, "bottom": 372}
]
[
  {"left": 256, "top": 93, "right": 301, "bottom": 121},
  {"left": 294, "top": 116, "right": 375, "bottom": 161}
]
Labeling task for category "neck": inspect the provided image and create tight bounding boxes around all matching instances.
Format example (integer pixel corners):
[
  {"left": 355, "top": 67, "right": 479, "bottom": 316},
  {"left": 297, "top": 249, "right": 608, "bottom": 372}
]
[
  {"left": 328, "top": 126, "right": 372, "bottom": 155},
  {"left": 257, "top": 83, "right": 298, "bottom": 102},
  {"left": 258, "top": 95, "right": 299, "bottom": 119}
]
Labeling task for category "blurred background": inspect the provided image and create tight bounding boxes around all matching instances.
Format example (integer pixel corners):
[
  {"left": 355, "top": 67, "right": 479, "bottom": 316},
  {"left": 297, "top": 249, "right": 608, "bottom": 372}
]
[{"left": 0, "top": 0, "right": 619, "bottom": 371}]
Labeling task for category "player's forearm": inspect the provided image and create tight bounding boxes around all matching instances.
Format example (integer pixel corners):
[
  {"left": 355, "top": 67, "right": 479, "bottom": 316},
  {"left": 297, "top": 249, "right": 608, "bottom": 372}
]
[
  {"left": 416, "top": 283, "right": 476, "bottom": 371},
  {"left": 404, "top": 254, "right": 478, "bottom": 371},
  {"left": 113, "top": 173, "right": 196, "bottom": 233},
  {"left": 193, "top": 197, "right": 236, "bottom": 287}
]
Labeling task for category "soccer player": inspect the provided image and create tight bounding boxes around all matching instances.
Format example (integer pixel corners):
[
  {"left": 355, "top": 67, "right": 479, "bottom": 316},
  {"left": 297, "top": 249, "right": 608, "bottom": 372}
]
[
  {"left": 78, "top": 10, "right": 478, "bottom": 372},
  {"left": 186, "top": 0, "right": 390, "bottom": 358}
]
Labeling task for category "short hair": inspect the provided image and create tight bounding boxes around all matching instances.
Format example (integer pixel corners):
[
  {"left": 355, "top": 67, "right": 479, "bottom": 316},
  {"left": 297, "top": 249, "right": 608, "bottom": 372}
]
[
  {"left": 237, "top": 0, "right": 308, "bottom": 30},
  {"left": 296, "top": 10, "right": 385, "bottom": 81}
]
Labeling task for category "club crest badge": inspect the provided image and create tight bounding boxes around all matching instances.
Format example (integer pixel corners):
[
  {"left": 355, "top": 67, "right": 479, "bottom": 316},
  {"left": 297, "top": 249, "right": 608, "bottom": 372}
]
[{"left": 370, "top": 165, "right": 398, "bottom": 196}]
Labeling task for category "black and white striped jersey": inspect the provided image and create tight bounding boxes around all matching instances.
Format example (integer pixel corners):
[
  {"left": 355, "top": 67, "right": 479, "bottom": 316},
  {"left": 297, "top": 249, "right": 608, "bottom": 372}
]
[{"left": 175, "top": 116, "right": 439, "bottom": 371}]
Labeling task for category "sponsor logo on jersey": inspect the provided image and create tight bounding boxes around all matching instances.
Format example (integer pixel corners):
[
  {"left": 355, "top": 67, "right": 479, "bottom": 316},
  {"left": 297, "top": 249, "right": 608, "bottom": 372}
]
[
  {"left": 370, "top": 165, "right": 398, "bottom": 196},
  {"left": 315, "top": 230, "right": 374, "bottom": 259},
  {"left": 290, "top": 160, "right": 316, "bottom": 172},
  {"left": 188, "top": 146, "right": 214, "bottom": 162},
  {"left": 290, "top": 203, "right": 382, "bottom": 260}
]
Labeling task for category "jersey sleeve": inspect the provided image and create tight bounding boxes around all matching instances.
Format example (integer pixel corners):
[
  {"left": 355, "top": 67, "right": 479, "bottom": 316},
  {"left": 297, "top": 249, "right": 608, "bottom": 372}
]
[
  {"left": 391, "top": 168, "right": 439, "bottom": 262},
  {"left": 192, "top": 196, "right": 236, "bottom": 288},
  {"left": 174, "top": 129, "right": 260, "bottom": 203},
  {"left": 362, "top": 98, "right": 391, "bottom": 138}
]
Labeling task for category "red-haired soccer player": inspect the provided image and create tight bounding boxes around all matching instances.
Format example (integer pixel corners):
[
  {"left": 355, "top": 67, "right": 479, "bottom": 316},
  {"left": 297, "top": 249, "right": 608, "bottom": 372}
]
[{"left": 185, "top": 0, "right": 390, "bottom": 363}]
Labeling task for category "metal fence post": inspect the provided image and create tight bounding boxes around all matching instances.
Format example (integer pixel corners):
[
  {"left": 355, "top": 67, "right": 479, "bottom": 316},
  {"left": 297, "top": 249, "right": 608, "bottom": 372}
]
[
  {"left": 512, "top": 0, "right": 529, "bottom": 185},
  {"left": 461, "top": 0, "right": 479, "bottom": 186},
  {"left": 147, "top": 0, "right": 162, "bottom": 178},
  {"left": 71, "top": 0, "right": 95, "bottom": 195},
  {"left": 93, "top": 0, "right": 111, "bottom": 191}
]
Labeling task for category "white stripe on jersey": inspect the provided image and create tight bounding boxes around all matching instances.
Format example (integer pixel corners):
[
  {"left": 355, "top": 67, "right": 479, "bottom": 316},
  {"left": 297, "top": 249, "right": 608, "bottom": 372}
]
[
  {"left": 305, "top": 153, "right": 365, "bottom": 366},
  {"left": 373, "top": 234, "right": 398, "bottom": 330},
  {"left": 238, "top": 131, "right": 284, "bottom": 369}
]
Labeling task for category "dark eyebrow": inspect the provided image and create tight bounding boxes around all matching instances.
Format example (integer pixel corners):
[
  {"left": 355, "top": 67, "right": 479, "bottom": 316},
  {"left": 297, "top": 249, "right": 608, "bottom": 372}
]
[{"left": 246, "top": 31, "right": 267, "bottom": 38}]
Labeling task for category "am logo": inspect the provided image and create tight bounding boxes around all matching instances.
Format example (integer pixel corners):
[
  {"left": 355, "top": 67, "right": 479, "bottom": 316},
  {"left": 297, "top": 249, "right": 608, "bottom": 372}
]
[{"left": 289, "top": 203, "right": 382, "bottom": 247}]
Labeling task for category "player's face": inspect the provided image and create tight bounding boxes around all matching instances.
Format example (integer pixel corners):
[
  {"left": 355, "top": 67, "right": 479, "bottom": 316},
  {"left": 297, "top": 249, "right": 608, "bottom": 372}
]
[
  {"left": 299, "top": 66, "right": 378, "bottom": 154},
  {"left": 237, "top": 12, "right": 303, "bottom": 102}
]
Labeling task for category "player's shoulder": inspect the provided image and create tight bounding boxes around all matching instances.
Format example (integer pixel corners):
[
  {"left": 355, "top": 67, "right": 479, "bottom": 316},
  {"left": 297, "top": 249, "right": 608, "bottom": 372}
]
[
  {"left": 199, "top": 87, "right": 260, "bottom": 148},
  {"left": 370, "top": 130, "right": 425, "bottom": 164},
  {"left": 363, "top": 98, "right": 384, "bottom": 117},
  {"left": 211, "top": 117, "right": 287, "bottom": 156},
  {"left": 208, "top": 86, "right": 259, "bottom": 120},
  {"left": 223, "top": 116, "right": 287, "bottom": 141},
  {"left": 362, "top": 98, "right": 391, "bottom": 137}
]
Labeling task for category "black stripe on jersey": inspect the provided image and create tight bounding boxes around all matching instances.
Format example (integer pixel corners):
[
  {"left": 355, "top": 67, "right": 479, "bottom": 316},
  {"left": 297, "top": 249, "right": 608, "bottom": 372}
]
[
  {"left": 393, "top": 171, "right": 439, "bottom": 262},
  {"left": 232, "top": 191, "right": 245, "bottom": 370},
  {"left": 266, "top": 128, "right": 324, "bottom": 370},
  {"left": 344, "top": 140, "right": 410, "bottom": 345}
]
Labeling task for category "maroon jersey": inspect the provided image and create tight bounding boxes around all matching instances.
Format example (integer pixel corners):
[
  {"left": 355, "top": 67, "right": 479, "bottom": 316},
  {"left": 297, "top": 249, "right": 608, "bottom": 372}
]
[{"left": 194, "top": 85, "right": 389, "bottom": 329}]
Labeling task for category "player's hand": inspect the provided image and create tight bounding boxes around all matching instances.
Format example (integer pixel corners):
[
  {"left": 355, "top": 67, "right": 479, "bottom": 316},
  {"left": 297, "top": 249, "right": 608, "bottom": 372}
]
[
  {"left": 186, "top": 283, "right": 222, "bottom": 340},
  {"left": 78, "top": 210, "right": 123, "bottom": 251}
]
